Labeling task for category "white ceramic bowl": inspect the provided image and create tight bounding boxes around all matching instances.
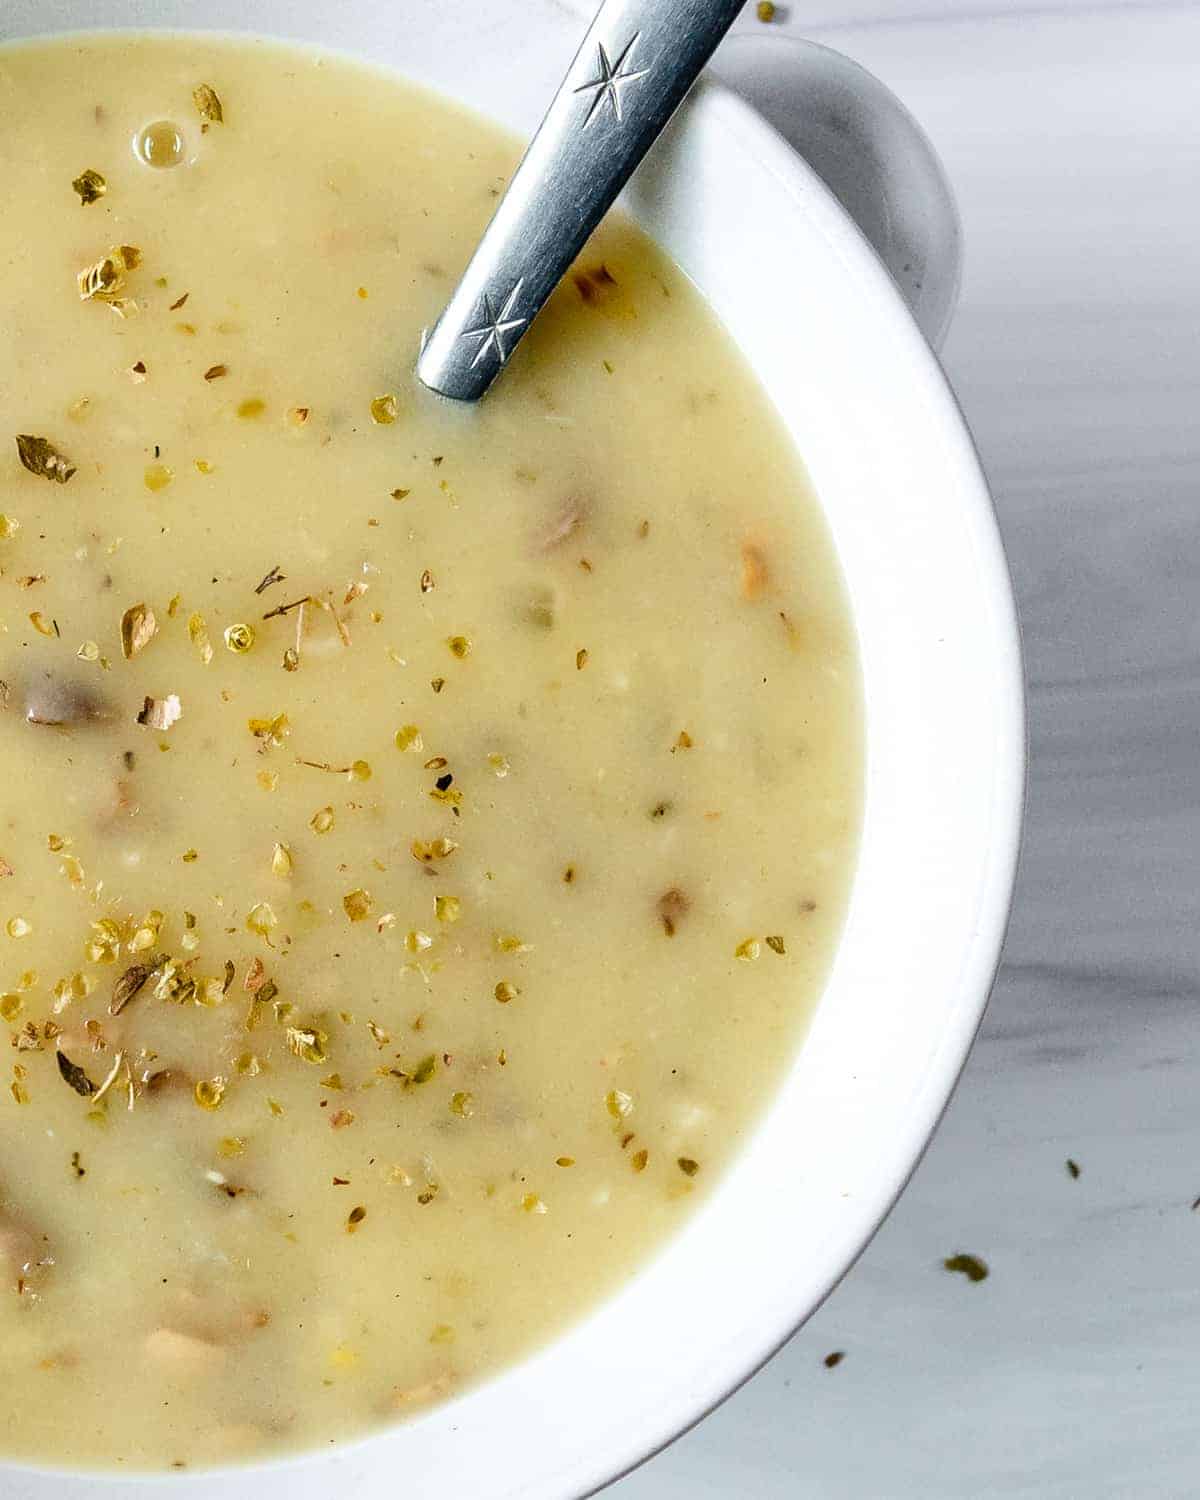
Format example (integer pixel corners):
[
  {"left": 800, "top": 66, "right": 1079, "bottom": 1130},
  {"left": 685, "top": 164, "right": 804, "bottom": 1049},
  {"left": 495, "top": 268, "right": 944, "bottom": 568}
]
[{"left": 1, "top": 2, "right": 1025, "bottom": 1496}]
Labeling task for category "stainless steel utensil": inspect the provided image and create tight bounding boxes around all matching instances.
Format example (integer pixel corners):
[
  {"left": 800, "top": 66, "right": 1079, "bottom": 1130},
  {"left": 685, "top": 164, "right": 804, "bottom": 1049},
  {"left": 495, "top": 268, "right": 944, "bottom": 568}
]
[{"left": 415, "top": 0, "right": 745, "bottom": 402}]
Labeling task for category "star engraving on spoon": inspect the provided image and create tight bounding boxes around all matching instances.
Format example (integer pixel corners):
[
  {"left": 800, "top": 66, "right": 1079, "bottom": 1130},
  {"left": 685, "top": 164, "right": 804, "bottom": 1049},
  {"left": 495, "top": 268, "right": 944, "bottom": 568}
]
[
  {"left": 573, "top": 34, "right": 651, "bottom": 127},
  {"left": 460, "top": 280, "right": 528, "bottom": 368}
]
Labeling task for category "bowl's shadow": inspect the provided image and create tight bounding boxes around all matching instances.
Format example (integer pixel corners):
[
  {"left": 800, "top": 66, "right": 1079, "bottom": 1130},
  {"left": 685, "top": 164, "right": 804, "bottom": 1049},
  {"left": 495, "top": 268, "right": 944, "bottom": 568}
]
[{"left": 711, "top": 34, "right": 963, "bottom": 351}]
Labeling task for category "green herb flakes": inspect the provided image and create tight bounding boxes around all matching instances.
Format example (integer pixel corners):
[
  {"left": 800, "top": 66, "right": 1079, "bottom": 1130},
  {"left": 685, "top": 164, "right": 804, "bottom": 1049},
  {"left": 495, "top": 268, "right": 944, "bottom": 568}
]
[
  {"left": 51, "top": 971, "right": 91, "bottom": 1008},
  {"left": 128, "top": 911, "right": 163, "bottom": 953},
  {"left": 16, "top": 434, "right": 76, "bottom": 484},
  {"left": 261, "top": 595, "right": 311, "bottom": 622},
  {"left": 193, "top": 83, "right": 224, "bottom": 130},
  {"left": 246, "top": 902, "right": 277, "bottom": 937},
  {"left": 188, "top": 613, "right": 214, "bottom": 665},
  {"left": 435, "top": 895, "right": 461, "bottom": 924},
  {"left": 224, "top": 622, "right": 255, "bottom": 653},
  {"left": 287, "top": 1026, "right": 329, "bottom": 1064},
  {"left": 449, "top": 1090, "right": 474, "bottom": 1118},
  {"left": 110, "top": 961, "right": 157, "bottom": 1016},
  {"left": 194, "top": 1078, "right": 226, "bottom": 1110},
  {"left": 56, "top": 1048, "right": 97, "bottom": 1097},
  {"left": 77, "top": 244, "right": 140, "bottom": 303},
  {"left": 72, "top": 168, "right": 107, "bottom": 205},
  {"left": 255, "top": 564, "right": 285, "bottom": 594},
  {"left": 606, "top": 1089, "right": 633, "bottom": 1120},
  {"left": 943, "top": 1253, "right": 989, "bottom": 1283},
  {"left": 395, "top": 724, "right": 423, "bottom": 752},
  {"left": 247, "top": 712, "right": 290, "bottom": 747},
  {"left": 411, "top": 1054, "right": 437, "bottom": 1085},
  {"left": 86, "top": 918, "right": 120, "bottom": 964},
  {"left": 343, "top": 889, "right": 373, "bottom": 923},
  {"left": 411, "top": 837, "right": 457, "bottom": 865}
]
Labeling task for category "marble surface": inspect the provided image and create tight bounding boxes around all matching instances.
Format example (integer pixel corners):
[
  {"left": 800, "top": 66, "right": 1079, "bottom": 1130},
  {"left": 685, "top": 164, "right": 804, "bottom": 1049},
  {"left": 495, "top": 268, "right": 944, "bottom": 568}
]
[{"left": 608, "top": 4, "right": 1200, "bottom": 1496}]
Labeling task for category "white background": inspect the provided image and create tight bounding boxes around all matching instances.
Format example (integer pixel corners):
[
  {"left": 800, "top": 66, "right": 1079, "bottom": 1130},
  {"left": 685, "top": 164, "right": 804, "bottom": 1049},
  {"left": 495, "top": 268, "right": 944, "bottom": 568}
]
[{"left": 610, "top": 3, "right": 1200, "bottom": 1496}]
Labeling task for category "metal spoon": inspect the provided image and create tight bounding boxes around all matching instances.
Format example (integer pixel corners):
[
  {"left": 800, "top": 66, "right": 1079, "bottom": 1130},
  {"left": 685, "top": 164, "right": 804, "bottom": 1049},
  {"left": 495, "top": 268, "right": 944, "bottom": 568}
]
[{"left": 415, "top": 0, "right": 746, "bottom": 402}]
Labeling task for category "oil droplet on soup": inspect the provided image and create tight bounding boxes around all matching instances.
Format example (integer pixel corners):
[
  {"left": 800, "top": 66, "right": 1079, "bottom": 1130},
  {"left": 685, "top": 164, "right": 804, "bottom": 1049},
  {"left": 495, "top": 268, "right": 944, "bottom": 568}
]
[
  {"left": 134, "top": 118, "right": 188, "bottom": 168},
  {"left": 0, "top": 32, "right": 860, "bottom": 1472}
]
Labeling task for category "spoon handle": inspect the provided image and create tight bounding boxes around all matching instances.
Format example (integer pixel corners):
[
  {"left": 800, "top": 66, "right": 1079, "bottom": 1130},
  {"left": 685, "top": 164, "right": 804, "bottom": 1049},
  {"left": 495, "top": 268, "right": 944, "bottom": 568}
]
[{"left": 415, "top": 0, "right": 746, "bottom": 402}]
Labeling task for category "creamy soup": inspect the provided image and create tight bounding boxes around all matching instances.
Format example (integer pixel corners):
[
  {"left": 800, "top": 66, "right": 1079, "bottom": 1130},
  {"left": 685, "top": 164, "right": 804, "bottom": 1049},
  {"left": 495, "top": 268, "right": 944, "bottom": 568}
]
[{"left": 0, "top": 33, "right": 860, "bottom": 1471}]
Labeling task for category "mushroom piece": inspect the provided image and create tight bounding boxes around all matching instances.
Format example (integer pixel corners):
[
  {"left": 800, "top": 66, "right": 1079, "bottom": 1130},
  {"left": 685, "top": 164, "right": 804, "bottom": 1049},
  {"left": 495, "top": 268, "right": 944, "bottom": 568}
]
[
  {"left": 390, "top": 1371, "right": 456, "bottom": 1411},
  {"left": 141, "top": 1065, "right": 195, "bottom": 1097},
  {"left": 21, "top": 672, "right": 112, "bottom": 727},
  {"left": 656, "top": 887, "right": 691, "bottom": 937},
  {"left": 740, "top": 543, "right": 769, "bottom": 601},
  {"left": 0, "top": 1213, "right": 54, "bottom": 1292},
  {"left": 208, "top": 1423, "right": 269, "bottom": 1457},
  {"left": 531, "top": 497, "right": 587, "bottom": 554},
  {"left": 143, "top": 1327, "right": 227, "bottom": 1373}
]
